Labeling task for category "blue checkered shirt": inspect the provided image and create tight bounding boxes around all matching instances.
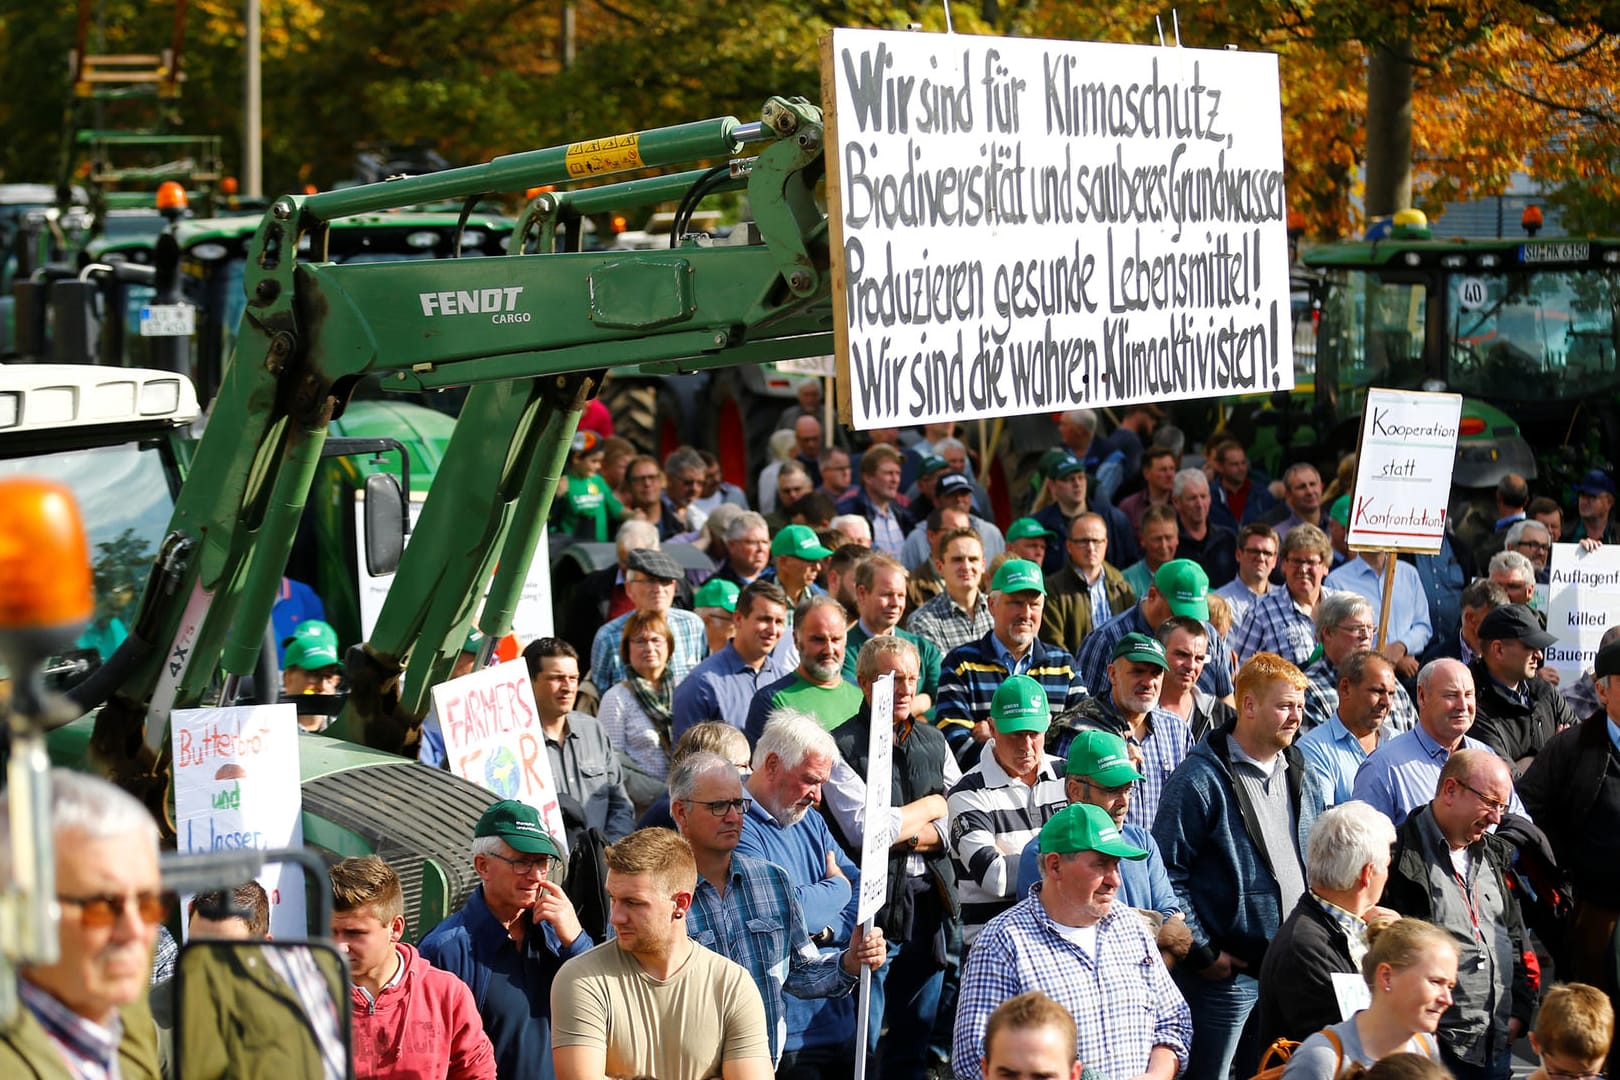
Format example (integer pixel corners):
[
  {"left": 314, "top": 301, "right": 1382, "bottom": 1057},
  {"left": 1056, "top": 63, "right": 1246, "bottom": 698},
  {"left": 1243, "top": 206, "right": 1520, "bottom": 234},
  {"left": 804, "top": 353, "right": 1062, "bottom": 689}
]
[
  {"left": 589, "top": 607, "right": 707, "bottom": 694},
  {"left": 906, "top": 589, "right": 994, "bottom": 656},
  {"left": 952, "top": 887, "right": 1192, "bottom": 1080},
  {"left": 686, "top": 854, "right": 856, "bottom": 1064},
  {"left": 1230, "top": 586, "right": 1319, "bottom": 668},
  {"left": 1047, "top": 695, "right": 1193, "bottom": 830},
  {"left": 19, "top": 978, "right": 122, "bottom": 1080},
  {"left": 1303, "top": 654, "right": 1417, "bottom": 734}
]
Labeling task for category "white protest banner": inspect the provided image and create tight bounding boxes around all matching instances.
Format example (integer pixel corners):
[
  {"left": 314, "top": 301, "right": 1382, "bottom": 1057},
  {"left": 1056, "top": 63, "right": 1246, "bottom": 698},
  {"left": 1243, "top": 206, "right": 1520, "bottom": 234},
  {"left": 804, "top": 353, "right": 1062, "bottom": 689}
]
[
  {"left": 777, "top": 355, "right": 838, "bottom": 377},
  {"left": 172, "top": 704, "right": 307, "bottom": 939},
  {"left": 1544, "top": 543, "right": 1620, "bottom": 685},
  {"left": 1346, "top": 388, "right": 1461, "bottom": 554},
  {"left": 856, "top": 672, "right": 895, "bottom": 925},
  {"left": 431, "top": 658, "right": 569, "bottom": 854},
  {"left": 823, "top": 30, "right": 1293, "bottom": 429}
]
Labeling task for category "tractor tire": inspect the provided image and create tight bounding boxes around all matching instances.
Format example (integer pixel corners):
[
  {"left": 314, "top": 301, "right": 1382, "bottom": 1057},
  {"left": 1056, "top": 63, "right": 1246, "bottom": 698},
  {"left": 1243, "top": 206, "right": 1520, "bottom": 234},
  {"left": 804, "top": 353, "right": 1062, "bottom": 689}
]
[{"left": 598, "top": 375, "right": 691, "bottom": 459}]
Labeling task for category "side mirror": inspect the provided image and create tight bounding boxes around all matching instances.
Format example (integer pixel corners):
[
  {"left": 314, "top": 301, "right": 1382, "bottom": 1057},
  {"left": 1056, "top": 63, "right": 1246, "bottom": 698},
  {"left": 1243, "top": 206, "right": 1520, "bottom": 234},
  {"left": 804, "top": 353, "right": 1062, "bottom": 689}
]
[
  {"left": 362, "top": 472, "right": 406, "bottom": 577},
  {"left": 174, "top": 939, "right": 353, "bottom": 1079}
]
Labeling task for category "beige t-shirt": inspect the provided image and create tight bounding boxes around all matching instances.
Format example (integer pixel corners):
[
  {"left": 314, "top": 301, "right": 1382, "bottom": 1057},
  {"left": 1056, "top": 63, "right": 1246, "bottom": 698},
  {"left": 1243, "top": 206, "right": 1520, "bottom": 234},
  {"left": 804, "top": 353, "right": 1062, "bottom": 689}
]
[{"left": 551, "top": 939, "right": 769, "bottom": 1080}]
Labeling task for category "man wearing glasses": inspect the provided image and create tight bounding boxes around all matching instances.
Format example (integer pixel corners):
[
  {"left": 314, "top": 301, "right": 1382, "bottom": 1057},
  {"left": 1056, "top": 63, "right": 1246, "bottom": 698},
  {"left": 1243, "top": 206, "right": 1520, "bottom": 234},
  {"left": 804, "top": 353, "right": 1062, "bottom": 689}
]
[
  {"left": 1214, "top": 523, "right": 1278, "bottom": 630},
  {"left": 1040, "top": 512, "right": 1135, "bottom": 657},
  {"left": 1231, "top": 523, "right": 1335, "bottom": 669},
  {"left": 672, "top": 751, "right": 881, "bottom": 1067},
  {"left": 420, "top": 800, "right": 592, "bottom": 1080},
  {"left": 1325, "top": 547, "right": 1434, "bottom": 681},
  {"left": 0, "top": 769, "right": 163, "bottom": 1077},
  {"left": 1303, "top": 593, "right": 1419, "bottom": 734},
  {"left": 1504, "top": 519, "right": 1555, "bottom": 584},
  {"left": 1382, "top": 749, "right": 1532, "bottom": 1080},
  {"left": 588, "top": 547, "right": 707, "bottom": 698}
]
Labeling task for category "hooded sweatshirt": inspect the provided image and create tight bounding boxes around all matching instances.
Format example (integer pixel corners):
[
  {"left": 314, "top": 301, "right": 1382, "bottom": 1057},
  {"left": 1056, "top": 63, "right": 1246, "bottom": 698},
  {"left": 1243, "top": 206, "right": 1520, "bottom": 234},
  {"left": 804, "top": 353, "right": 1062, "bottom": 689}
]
[{"left": 350, "top": 942, "right": 496, "bottom": 1080}]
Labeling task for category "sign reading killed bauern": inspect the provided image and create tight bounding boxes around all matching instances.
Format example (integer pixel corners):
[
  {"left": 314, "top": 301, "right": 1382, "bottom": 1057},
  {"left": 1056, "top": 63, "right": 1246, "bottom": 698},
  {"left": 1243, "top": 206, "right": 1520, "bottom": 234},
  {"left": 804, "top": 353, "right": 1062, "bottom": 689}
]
[
  {"left": 823, "top": 30, "right": 1294, "bottom": 429},
  {"left": 1346, "top": 388, "right": 1461, "bottom": 554}
]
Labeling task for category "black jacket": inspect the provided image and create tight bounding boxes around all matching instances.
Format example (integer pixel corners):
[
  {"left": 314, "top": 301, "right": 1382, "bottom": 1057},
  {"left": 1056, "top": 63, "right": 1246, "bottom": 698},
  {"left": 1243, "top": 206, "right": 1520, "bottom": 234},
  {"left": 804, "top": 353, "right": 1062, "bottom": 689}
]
[
  {"left": 1519, "top": 713, "right": 1615, "bottom": 895},
  {"left": 1254, "top": 894, "right": 1357, "bottom": 1050},
  {"left": 1468, "top": 659, "right": 1575, "bottom": 772}
]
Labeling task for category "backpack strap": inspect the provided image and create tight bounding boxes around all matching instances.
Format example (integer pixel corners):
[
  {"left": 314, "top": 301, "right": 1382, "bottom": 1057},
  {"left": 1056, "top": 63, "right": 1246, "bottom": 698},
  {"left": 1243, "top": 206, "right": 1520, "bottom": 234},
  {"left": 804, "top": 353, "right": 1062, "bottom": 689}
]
[{"left": 1323, "top": 1028, "right": 1345, "bottom": 1079}]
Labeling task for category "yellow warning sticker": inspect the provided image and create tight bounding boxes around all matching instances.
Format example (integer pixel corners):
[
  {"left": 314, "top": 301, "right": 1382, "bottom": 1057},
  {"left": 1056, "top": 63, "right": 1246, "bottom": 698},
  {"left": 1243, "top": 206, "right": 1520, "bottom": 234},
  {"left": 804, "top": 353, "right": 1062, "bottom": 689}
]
[{"left": 563, "top": 133, "right": 643, "bottom": 178}]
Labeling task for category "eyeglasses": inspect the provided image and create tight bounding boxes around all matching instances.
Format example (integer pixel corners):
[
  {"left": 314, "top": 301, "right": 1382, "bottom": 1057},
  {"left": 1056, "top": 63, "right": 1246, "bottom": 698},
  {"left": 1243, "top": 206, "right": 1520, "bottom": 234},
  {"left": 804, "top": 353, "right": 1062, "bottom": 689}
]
[
  {"left": 1069, "top": 536, "right": 1107, "bottom": 546},
  {"left": 629, "top": 473, "right": 661, "bottom": 485},
  {"left": 1334, "top": 622, "right": 1376, "bottom": 637},
  {"left": 1285, "top": 556, "right": 1324, "bottom": 568},
  {"left": 1240, "top": 547, "right": 1277, "bottom": 559},
  {"left": 59, "top": 891, "right": 167, "bottom": 928},
  {"left": 1080, "top": 779, "right": 1134, "bottom": 797},
  {"left": 681, "top": 797, "right": 752, "bottom": 817},
  {"left": 1454, "top": 778, "right": 1510, "bottom": 816},
  {"left": 627, "top": 636, "right": 670, "bottom": 649},
  {"left": 1515, "top": 540, "right": 1551, "bottom": 552},
  {"left": 485, "top": 851, "right": 553, "bottom": 876},
  {"left": 1543, "top": 1069, "right": 1604, "bottom": 1080},
  {"left": 627, "top": 576, "right": 677, "bottom": 590}
]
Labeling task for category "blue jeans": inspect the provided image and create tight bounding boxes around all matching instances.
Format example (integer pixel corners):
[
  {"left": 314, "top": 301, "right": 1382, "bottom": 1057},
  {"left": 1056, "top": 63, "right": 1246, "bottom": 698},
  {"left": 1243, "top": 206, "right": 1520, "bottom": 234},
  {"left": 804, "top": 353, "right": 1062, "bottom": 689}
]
[
  {"left": 1440, "top": 1038, "right": 1513, "bottom": 1080},
  {"left": 1175, "top": 969, "right": 1260, "bottom": 1080}
]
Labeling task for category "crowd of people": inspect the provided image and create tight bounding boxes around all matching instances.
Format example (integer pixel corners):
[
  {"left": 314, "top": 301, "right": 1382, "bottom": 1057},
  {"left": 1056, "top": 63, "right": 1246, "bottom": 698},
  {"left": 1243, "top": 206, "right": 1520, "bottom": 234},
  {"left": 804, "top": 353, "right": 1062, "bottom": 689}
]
[{"left": 6, "top": 389, "right": 1620, "bottom": 1080}]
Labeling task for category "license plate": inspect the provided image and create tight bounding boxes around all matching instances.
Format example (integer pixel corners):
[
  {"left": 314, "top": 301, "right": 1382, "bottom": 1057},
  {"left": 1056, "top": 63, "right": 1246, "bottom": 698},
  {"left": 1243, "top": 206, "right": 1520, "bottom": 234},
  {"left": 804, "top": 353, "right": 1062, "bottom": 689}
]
[{"left": 139, "top": 303, "right": 196, "bottom": 337}]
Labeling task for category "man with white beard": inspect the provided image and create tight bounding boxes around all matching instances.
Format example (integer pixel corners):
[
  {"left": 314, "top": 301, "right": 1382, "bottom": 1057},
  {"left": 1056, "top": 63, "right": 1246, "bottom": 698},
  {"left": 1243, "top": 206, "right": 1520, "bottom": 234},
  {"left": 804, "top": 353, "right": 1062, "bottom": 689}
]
[{"left": 1045, "top": 633, "right": 1194, "bottom": 829}]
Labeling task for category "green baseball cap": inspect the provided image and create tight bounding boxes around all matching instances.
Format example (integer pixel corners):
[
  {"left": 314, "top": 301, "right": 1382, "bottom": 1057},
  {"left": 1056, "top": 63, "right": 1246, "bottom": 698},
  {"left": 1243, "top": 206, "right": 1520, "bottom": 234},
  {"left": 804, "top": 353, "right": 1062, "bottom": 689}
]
[
  {"left": 1039, "top": 802, "right": 1149, "bottom": 859},
  {"left": 1110, "top": 632, "right": 1168, "bottom": 670},
  {"left": 991, "top": 558, "right": 1046, "bottom": 595},
  {"left": 694, "top": 577, "right": 740, "bottom": 612},
  {"left": 1153, "top": 559, "right": 1209, "bottom": 621},
  {"left": 771, "top": 523, "right": 834, "bottom": 560},
  {"left": 1006, "top": 517, "right": 1055, "bottom": 542},
  {"left": 283, "top": 619, "right": 340, "bottom": 671},
  {"left": 918, "top": 453, "right": 949, "bottom": 476},
  {"left": 1047, "top": 452, "right": 1086, "bottom": 480},
  {"left": 1065, "top": 729, "right": 1144, "bottom": 787},
  {"left": 1328, "top": 495, "right": 1350, "bottom": 528},
  {"left": 475, "top": 800, "right": 564, "bottom": 859},
  {"left": 991, "top": 674, "right": 1051, "bottom": 734}
]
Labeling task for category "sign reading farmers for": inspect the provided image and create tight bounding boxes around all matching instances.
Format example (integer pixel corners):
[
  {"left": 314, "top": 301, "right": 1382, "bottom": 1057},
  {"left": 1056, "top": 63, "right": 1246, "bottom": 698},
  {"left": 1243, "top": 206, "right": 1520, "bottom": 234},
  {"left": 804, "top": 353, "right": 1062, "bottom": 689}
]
[
  {"left": 1346, "top": 388, "right": 1461, "bottom": 554},
  {"left": 432, "top": 658, "right": 569, "bottom": 855},
  {"left": 823, "top": 30, "right": 1293, "bottom": 429},
  {"left": 857, "top": 673, "right": 895, "bottom": 925},
  {"left": 1544, "top": 543, "right": 1620, "bottom": 685},
  {"left": 172, "top": 704, "right": 307, "bottom": 939}
]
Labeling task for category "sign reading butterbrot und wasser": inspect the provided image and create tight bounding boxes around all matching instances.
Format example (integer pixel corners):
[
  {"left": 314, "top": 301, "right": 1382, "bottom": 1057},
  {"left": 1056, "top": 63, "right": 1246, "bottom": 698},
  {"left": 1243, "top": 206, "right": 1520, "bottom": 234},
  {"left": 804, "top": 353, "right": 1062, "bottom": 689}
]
[{"left": 823, "top": 29, "right": 1294, "bottom": 429}]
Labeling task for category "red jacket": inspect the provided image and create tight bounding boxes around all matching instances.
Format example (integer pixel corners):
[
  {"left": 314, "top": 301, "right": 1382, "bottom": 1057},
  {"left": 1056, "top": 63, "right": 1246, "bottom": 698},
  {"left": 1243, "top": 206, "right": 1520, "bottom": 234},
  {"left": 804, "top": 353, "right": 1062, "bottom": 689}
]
[{"left": 350, "top": 943, "right": 496, "bottom": 1080}]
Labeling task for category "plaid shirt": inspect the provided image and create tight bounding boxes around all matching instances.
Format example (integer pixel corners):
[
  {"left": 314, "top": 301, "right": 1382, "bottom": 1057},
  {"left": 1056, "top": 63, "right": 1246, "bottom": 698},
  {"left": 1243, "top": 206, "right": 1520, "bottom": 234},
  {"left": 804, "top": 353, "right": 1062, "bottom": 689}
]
[
  {"left": 19, "top": 978, "right": 122, "bottom": 1080},
  {"left": 686, "top": 854, "right": 855, "bottom": 1064},
  {"left": 906, "top": 589, "right": 994, "bottom": 656},
  {"left": 1078, "top": 604, "right": 1233, "bottom": 701},
  {"left": 1230, "top": 586, "right": 1320, "bottom": 668},
  {"left": 589, "top": 607, "right": 707, "bottom": 694},
  {"left": 1303, "top": 654, "right": 1417, "bottom": 734},
  {"left": 1047, "top": 695, "right": 1193, "bottom": 830},
  {"left": 952, "top": 887, "right": 1192, "bottom": 1080}
]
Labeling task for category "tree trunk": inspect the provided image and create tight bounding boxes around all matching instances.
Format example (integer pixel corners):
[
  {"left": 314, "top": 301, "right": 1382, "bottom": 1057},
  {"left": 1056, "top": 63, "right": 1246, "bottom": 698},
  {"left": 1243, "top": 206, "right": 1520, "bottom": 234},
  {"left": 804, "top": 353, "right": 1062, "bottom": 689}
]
[{"left": 1364, "top": 41, "right": 1414, "bottom": 218}]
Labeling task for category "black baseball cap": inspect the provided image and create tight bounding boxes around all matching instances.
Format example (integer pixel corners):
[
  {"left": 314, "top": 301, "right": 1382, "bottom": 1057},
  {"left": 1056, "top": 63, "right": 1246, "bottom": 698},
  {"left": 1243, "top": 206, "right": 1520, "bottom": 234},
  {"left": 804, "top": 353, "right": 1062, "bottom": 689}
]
[{"left": 1476, "top": 603, "right": 1557, "bottom": 649}]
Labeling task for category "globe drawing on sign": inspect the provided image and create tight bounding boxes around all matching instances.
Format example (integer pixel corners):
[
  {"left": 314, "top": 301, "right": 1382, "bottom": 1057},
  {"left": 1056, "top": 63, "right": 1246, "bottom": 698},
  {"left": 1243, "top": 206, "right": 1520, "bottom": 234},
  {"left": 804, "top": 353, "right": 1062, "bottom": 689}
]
[{"left": 484, "top": 746, "right": 521, "bottom": 799}]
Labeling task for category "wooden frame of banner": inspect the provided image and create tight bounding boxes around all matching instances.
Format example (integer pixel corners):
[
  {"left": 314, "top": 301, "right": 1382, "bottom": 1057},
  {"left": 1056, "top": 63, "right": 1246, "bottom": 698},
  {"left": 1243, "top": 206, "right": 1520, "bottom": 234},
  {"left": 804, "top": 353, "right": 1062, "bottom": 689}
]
[{"left": 819, "top": 34, "right": 856, "bottom": 430}]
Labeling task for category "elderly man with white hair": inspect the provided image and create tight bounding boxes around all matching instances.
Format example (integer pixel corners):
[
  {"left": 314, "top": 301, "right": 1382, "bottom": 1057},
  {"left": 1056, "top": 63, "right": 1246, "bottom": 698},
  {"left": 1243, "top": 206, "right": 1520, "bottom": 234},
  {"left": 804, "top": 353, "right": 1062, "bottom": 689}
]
[
  {"left": 1254, "top": 800, "right": 1398, "bottom": 1049},
  {"left": 1487, "top": 550, "right": 1536, "bottom": 608},
  {"left": 0, "top": 770, "right": 163, "bottom": 1075},
  {"left": 736, "top": 710, "right": 871, "bottom": 1077},
  {"left": 1172, "top": 468, "right": 1238, "bottom": 588},
  {"left": 1502, "top": 518, "right": 1554, "bottom": 581},
  {"left": 1303, "top": 592, "right": 1419, "bottom": 734},
  {"left": 1325, "top": 545, "right": 1434, "bottom": 680}
]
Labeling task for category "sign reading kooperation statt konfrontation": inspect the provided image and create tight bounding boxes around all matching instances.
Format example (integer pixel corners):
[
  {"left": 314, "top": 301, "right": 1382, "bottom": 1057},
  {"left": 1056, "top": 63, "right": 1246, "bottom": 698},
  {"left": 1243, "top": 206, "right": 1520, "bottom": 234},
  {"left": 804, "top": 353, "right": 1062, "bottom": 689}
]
[
  {"left": 1346, "top": 388, "right": 1461, "bottom": 554},
  {"left": 822, "top": 29, "right": 1294, "bottom": 429}
]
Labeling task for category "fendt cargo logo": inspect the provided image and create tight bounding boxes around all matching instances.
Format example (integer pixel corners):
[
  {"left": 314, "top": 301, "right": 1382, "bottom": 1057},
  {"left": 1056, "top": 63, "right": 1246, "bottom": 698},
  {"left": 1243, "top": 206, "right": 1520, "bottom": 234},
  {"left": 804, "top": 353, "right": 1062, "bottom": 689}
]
[{"left": 418, "top": 286, "right": 530, "bottom": 324}]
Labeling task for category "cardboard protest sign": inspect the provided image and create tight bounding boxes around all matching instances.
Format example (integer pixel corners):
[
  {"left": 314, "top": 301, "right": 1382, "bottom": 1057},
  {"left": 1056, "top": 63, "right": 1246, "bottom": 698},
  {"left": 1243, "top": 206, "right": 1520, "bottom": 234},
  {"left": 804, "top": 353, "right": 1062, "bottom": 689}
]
[
  {"left": 1544, "top": 543, "right": 1620, "bottom": 685},
  {"left": 431, "top": 658, "right": 570, "bottom": 854},
  {"left": 823, "top": 30, "right": 1293, "bottom": 428},
  {"left": 856, "top": 673, "right": 895, "bottom": 926},
  {"left": 1346, "top": 388, "right": 1461, "bottom": 554},
  {"left": 172, "top": 704, "right": 307, "bottom": 939}
]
